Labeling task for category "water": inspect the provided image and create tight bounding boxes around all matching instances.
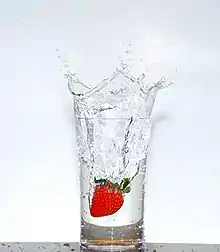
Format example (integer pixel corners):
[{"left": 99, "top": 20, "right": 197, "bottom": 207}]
[{"left": 66, "top": 62, "right": 172, "bottom": 249}]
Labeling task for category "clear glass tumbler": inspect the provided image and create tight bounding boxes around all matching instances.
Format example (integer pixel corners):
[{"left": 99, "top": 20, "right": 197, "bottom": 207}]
[{"left": 67, "top": 68, "right": 171, "bottom": 250}]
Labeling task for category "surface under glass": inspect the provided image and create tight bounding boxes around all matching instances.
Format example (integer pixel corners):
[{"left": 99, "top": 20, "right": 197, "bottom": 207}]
[{"left": 0, "top": 242, "right": 219, "bottom": 252}]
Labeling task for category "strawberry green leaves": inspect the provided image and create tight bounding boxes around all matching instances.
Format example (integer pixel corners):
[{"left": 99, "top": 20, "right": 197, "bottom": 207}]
[{"left": 94, "top": 177, "right": 131, "bottom": 194}]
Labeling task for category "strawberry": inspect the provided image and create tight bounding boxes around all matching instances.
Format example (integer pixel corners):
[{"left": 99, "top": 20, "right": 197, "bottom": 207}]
[{"left": 90, "top": 177, "right": 131, "bottom": 217}]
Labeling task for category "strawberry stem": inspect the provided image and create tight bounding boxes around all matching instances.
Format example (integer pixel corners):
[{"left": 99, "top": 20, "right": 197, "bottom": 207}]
[{"left": 121, "top": 178, "right": 130, "bottom": 189}]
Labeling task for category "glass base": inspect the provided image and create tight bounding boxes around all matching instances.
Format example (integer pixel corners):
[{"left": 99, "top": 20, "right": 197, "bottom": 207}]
[{"left": 80, "top": 219, "right": 145, "bottom": 251}]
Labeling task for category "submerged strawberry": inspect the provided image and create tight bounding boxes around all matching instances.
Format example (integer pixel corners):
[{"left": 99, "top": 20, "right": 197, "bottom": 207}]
[{"left": 90, "top": 177, "right": 131, "bottom": 217}]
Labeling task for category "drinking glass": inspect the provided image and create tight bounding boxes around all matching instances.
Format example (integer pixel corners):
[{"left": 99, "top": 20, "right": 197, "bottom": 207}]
[{"left": 67, "top": 68, "right": 171, "bottom": 250}]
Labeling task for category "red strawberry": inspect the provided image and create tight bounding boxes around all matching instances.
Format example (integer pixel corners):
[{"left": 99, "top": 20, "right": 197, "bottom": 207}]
[{"left": 90, "top": 177, "right": 131, "bottom": 217}]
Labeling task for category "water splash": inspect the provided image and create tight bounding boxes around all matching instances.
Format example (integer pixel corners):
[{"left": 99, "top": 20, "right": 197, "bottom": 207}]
[{"left": 68, "top": 65, "right": 171, "bottom": 188}]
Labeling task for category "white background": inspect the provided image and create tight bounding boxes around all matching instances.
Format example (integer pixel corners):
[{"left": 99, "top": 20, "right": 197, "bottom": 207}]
[{"left": 0, "top": 0, "right": 220, "bottom": 243}]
